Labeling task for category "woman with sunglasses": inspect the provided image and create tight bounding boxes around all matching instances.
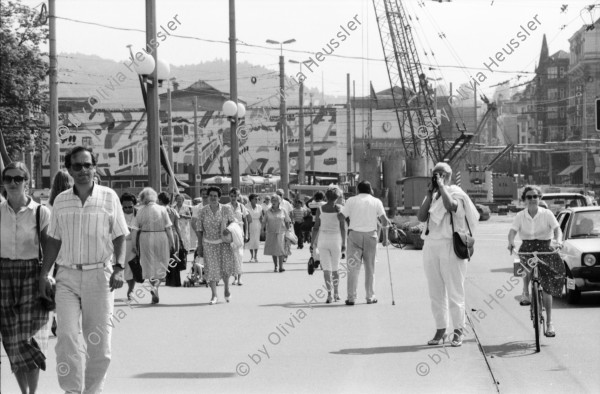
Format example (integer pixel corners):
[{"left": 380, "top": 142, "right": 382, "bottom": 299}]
[
  {"left": 0, "top": 162, "right": 51, "bottom": 393},
  {"left": 508, "top": 185, "right": 564, "bottom": 337}
]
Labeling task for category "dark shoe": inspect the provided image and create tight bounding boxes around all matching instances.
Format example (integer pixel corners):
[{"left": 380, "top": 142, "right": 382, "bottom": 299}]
[
  {"left": 326, "top": 294, "right": 332, "bottom": 304},
  {"left": 366, "top": 298, "right": 378, "bottom": 304},
  {"left": 345, "top": 300, "right": 355, "bottom": 306},
  {"left": 279, "top": 268, "right": 285, "bottom": 272}
]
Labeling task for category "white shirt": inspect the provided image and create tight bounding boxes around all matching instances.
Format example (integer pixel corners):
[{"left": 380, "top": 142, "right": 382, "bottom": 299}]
[
  {"left": 48, "top": 184, "right": 129, "bottom": 266},
  {"left": 0, "top": 199, "right": 50, "bottom": 260},
  {"left": 191, "top": 203, "right": 203, "bottom": 231},
  {"left": 342, "top": 194, "right": 386, "bottom": 232},
  {"left": 279, "top": 198, "right": 293, "bottom": 214},
  {"left": 510, "top": 207, "right": 558, "bottom": 240}
]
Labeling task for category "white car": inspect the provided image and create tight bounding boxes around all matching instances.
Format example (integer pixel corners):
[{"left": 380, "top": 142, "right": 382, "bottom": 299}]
[
  {"left": 556, "top": 206, "right": 600, "bottom": 303},
  {"left": 541, "top": 193, "right": 589, "bottom": 216}
]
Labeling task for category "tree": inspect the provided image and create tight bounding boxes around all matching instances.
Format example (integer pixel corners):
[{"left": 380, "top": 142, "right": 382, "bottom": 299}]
[{"left": 0, "top": 0, "right": 49, "bottom": 164}]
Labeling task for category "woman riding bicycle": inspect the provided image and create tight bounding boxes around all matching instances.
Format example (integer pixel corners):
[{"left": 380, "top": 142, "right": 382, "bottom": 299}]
[{"left": 507, "top": 185, "right": 565, "bottom": 337}]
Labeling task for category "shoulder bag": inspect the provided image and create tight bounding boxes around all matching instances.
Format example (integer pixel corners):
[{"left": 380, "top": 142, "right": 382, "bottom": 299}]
[{"left": 450, "top": 213, "right": 474, "bottom": 261}]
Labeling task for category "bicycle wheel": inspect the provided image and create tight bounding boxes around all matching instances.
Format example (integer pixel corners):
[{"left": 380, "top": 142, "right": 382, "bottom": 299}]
[
  {"left": 391, "top": 229, "right": 408, "bottom": 249},
  {"left": 532, "top": 281, "right": 541, "bottom": 352}
]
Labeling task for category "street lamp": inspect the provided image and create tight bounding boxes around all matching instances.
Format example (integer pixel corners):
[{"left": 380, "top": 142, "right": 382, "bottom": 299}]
[
  {"left": 129, "top": 42, "right": 170, "bottom": 192},
  {"left": 289, "top": 59, "right": 306, "bottom": 184},
  {"left": 266, "top": 38, "right": 296, "bottom": 196}
]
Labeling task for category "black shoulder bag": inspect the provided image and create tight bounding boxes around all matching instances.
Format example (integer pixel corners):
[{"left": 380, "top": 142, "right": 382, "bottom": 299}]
[{"left": 450, "top": 213, "right": 474, "bottom": 261}]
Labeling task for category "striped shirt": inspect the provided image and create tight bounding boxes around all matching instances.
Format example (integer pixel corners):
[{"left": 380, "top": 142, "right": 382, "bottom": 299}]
[
  {"left": 48, "top": 184, "right": 129, "bottom": 266},
  {"left": 0, "top": 199, "right": 50, "bottom": 260},
  {"left": 292, "top": 207, "right": 308, "bottom": 223}
]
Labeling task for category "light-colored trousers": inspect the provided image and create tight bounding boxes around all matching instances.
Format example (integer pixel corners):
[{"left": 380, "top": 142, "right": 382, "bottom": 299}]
[
  {"left": 55, "top": 265, "right": 114, "bottom": 394},
  {"left": 346, "top": 230, "right": 378, "bottom": 302},
  {"left": 423, "top": 238, "right": 467, "bottom": 330}
]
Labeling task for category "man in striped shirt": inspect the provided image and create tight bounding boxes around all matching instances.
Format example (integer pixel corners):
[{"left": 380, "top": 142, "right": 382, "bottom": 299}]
[{"left": 39, "top": 146, "right": 128, "bottom": 394}]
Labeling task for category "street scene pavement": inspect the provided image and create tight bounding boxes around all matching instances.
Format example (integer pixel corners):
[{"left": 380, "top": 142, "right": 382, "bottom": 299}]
[{"left": 2, "top": 214, "right": 599, "bottom": 393}]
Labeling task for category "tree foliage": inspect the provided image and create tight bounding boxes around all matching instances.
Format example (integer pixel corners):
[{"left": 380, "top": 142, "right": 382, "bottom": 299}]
[{"left": 0, "top": 0, "right": 49, "bottom": 161}]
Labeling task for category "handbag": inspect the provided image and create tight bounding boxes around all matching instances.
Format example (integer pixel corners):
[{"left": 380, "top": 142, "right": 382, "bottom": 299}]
[
  {"left": 177, "top": 239, "right": 187, "bottom": 271},
  {"left": 450, "top": 213, "right": 474, "bottom": 261},
  {"left": 37, "top": 206, "right": 56, "bottom": 311},
  {"left": 285, "top": 228, "right": 298, "bottom": 245}
]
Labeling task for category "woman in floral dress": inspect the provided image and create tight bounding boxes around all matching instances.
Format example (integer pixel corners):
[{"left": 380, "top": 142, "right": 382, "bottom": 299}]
[
  {"left": 227, "top": 187, "right": 250, "bottom": 286},
  {"left": 197, "top": 186, "right": 235, "bottom": 304}
]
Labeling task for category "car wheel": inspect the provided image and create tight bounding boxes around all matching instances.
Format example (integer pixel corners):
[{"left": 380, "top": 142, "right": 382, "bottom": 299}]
[{"left": 564, "top": 267, "right": 581, "bottom": 304}]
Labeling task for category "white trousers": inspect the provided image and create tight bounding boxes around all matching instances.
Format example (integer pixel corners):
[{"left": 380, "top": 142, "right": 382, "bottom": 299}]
[
  {"left": 422, "top": 238, "right": 467, "bottom": 330},
  {"left": 55, "top": 265, "right": 114, "bottom": 394}
]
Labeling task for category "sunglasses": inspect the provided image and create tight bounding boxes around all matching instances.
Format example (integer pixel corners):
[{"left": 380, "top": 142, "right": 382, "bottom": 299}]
[
  {"left": 71, "top": 162, "right": 94, "bottom": 171},
  {"left": 525, "top": 195, "right": 540, "bottom": 200},
  {"left": 2, "top": 175, "right": 26, "bottom": 184}
]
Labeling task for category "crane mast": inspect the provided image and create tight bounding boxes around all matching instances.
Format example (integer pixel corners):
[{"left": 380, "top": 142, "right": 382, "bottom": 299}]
[{"left": 372, "top": 0, "right": 445, "bottom": 168}]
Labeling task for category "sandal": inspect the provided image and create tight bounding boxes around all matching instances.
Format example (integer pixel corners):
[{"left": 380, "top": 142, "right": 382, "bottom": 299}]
[
  {"left": 209, "top": 296, "right": 218, "bottom": 305},
  {"left": 545, "top": 323, "right": 556, "bottom": 337},
  {"left": 450, "top": 331, "right": 464, "bottom": 347},
  {"left": 519, "top": 295, "right": 531, "bottom": 306},
  {"left": 427, "top": 330, "right": 447, "bottom": 346}
]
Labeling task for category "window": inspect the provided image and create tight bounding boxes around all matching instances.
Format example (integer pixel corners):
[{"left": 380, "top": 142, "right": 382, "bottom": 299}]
[
  {"left": 81, "top": 137, "right": 92, "bottom": 146},
  {"left": 559, "top": 88, "right": 565, "bottom": 99},
  {"left": 558, "top": 107, "right": 566, "bottom": 119},
  {"left": 548, "top": 106, "right": 558, "bottom": 119},
  {"left": 547, "top": 67, "right": 557, "bottom": 79},
  {"left": 548, "top": 88, "right": 558, "bottom": 99},
  {"left": 559, "top": 67, "right": 565, "bottom": 78}
]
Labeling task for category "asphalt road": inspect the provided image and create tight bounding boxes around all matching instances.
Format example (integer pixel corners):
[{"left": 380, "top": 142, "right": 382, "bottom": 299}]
[{"left": 2, "top": 214, "right": 599, "bottom": 393}]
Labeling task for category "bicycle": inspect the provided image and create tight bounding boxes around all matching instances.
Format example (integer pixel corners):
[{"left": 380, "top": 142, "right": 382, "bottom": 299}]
[
  {"left": 512, "top": 249, "right": 562, "bottom": 353},
  {"left": 388, "top": 222, "right": 408, "bottom": 249}
]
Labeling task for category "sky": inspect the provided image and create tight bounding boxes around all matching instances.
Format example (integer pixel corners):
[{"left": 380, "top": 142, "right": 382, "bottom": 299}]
[{"left": 17, "top": 0, "right": 598, "bottom": 100}]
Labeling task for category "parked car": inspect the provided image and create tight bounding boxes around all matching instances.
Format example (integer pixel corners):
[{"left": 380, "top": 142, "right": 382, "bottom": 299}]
[
  {"left": 475, "top": 204, "right": 491, "bottom": 221},
  {"left": 556, "top": 206, "right": 600, "bottom": 303},
  {"left": 541, "top": 193, "right": 589, "bottom": 216}
]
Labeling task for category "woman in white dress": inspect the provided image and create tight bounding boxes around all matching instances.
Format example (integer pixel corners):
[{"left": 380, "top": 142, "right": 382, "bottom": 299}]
[
  {"left": 246, "top": 193, "right": 263, "bottom": 263},
  {"left": 227, "top": 188, "right": 250, "bottom": 285},
  {"left": 131, "top": 188, "right": 176, "bottom": 304}
]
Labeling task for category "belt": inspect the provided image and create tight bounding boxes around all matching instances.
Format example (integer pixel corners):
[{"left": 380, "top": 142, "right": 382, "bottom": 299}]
[
  {"left": 203, "top": 238, "right": 224, "bottom": 245},
  {"left": 61, "top": 262, "right": 107, "bottom": 271}
]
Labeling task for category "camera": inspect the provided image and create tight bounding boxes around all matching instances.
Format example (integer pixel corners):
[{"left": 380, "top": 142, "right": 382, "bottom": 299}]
[{"left": 431, "top": 174, "right": 439, "bottom": 190}]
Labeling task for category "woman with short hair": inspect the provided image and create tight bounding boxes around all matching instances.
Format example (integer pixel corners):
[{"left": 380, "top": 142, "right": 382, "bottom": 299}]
[
  {"left": 508, "top": 185, "right": 564, "bottom": 337},
  {"left": 417, "top": 162, "right": 480, "bottom": 347},
  {"left": 130, "top": 188, "right": 176, "bottom": 304},
  {"left": 1, "top": 162, "right": 51, "bottom": 393},
  {"left": 246, "top": 193, "right": 263, "bottom": 263},
  {"left": 312, "top": 186, "right": 346, "bottom": 303},
  {"left": 196, "top": 186, "right": 236, "bottom": 304},
  {"left": 263, "top": 195, "right": 292, "bottom": 272},
  {"left": 158, "top": 192, "right": 183, "bottom": 287}
]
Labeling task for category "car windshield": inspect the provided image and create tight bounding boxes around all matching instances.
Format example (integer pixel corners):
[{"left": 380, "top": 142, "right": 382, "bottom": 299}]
[{"left": 569, "top": 211, "right": 600, "bottom": 238}]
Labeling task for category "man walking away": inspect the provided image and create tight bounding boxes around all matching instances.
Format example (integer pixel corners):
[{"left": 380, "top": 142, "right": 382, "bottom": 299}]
[
  {"left": 342, "top": 181, "right": 390, "bottom": 305},
  {"left": 39, "top": 146, "right": 128, "bottom": 393}
]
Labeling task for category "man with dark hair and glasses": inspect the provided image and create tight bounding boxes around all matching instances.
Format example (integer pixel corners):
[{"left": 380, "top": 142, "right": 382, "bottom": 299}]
[
  {"left": 38, "top": 146, "right": 129, "bottom": 393},
  {"left": 508, "top": 184, "right": 564, "bottom": 337}
]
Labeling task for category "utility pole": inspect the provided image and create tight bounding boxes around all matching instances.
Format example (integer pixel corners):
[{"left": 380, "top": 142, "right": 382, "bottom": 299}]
[
  {"left": 582, "top": 87, "right": 587, "bottom": 191},
  {"left": 279, "top": 55, "right": 289, "bottom": 196},
  {"left": 353, "top": 80, "right": 356, "bottom": 175},
  {"left": 49, "top": 0, "right": 59, "bottom": 181},
  {"left": 145, "top": 0, "right": 161, "bottom": 191},
  {"left": 298, "top": 78, "right": 305, "bottom": 184},
  {"left": 229, "top": 0, "right": 239, "bottom": 189},
  {"left": 167, "top": 79, "right": 175, "bottom": 193},
  {"left": 346, "top": 73, "right": 351, "bottom": 180},
  {"left": 309, "top": 93, "right": 314, "bottom": 184},
  {"left": 193, "top": 97, "right": 200, "bottom": 197}
]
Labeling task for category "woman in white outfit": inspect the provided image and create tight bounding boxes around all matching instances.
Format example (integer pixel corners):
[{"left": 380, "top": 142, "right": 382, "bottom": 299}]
[
  {"left": 246, "top": 193, "right": 263, "bottom": 263},
  {"left": 312, "top": 187, "right": 346, "bottom": 303},
  {"left": 227, "top": 188, "right": 250, "bottom": 285},
  {"left": 417, "top": 162, "right": 479, "bottom": 347}
]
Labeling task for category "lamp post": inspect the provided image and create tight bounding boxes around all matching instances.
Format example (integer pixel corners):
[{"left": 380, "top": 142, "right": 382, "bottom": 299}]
[
  {"left": 289, "top": 59, "right": 305, "bottom": 184},
  {"left": 222, "top": 100, "right": 246, "bottom": 185},
  {"left": 167, "top": 77, "right": 176, "bottom": 193},
  {"left": 266, "top": 38, "right": 296, "bottom": 196},
  {"left": 129, "top": 42, "right": 170, "bottom": 192}
]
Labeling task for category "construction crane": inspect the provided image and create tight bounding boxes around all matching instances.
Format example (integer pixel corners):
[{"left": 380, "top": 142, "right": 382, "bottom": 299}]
[{"left": 372, "top": 0, "right": 445, "bottom": 165}]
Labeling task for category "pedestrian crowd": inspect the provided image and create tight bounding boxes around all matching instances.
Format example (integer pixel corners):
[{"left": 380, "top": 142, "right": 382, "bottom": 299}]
[{"left": 2, "top": 151, "right": 566, "bottom": 393}]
